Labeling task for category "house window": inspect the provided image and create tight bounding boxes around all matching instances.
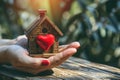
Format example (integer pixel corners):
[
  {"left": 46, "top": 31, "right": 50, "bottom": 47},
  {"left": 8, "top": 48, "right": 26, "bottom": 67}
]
[{"left": 42, "top": 27, "right": 48, "bottom": 33}]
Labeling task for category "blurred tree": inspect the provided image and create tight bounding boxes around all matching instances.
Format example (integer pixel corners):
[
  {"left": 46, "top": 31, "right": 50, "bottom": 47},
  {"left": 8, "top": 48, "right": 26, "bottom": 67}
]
[
  {"left": 0, "top": 0, "right": 24, "bottom": 38},
  {"left": 49, "top": 0, "right": 74, "bottom": 27},
  {"left": 60, "top": 0, "right": 120, "bottom": 68}
]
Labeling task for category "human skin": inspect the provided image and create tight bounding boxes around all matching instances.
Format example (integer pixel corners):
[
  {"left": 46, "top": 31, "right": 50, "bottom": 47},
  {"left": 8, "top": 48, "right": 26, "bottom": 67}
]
[{"left": 0, "top": 35, "right": 80, "bottom": 74}]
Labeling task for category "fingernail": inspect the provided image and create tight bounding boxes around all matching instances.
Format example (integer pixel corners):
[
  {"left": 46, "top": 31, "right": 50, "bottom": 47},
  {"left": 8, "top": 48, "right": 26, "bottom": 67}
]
[{"left": 41, "top": 60, "right": 50, "bottom": 66}]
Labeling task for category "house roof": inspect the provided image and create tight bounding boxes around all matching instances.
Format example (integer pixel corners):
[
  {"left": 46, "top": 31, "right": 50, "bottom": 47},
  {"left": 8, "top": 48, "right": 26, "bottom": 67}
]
[{"left": 25, "top": 15, "right": 63, "bottom": 37}]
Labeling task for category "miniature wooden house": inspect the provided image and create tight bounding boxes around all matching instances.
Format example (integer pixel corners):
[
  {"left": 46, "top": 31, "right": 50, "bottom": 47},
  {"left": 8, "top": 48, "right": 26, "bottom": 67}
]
[{"left": 25, "top": 9, "right": 63, "bottom": 57}]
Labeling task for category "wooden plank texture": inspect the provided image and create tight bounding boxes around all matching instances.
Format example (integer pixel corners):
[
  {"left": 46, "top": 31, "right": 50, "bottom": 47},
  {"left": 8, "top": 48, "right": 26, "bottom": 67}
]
[{"left": 0, "top": 57, "right": 120, "bottom": 80}]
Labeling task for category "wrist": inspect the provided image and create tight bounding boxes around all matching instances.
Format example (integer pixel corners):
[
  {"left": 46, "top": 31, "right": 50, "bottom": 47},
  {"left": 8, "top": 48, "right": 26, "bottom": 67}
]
[{"left": 0, "top": 39, "right": 17, "bottom": 46}]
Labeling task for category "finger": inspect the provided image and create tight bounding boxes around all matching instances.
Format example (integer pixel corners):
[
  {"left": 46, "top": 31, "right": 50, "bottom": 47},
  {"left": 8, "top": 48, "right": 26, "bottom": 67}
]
[
  {"left": 18, "top": 55, "right": 50, "bottom": 69},
  {"left": 14, "top": 60, "right": 51, "bottom": 74},
  {"left": 59, "top": 42, "right": 80, "bottom": 52},
  {"left": 12, "top": 49, "right": 50, "bottom": 69},
  {"left": 8, "top": 45, "right": 50, "bottom": 70},
  {"left": 49, "top": 48, "right": 77, "bottom": 67}
]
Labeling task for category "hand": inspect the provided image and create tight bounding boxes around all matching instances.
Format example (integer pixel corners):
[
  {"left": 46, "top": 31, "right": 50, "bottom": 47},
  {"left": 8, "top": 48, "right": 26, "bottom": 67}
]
[
  {"left": 6, "top": 42, "right": 80, "bottom": 74},
  {"left": 5, "top": 35, "right": 80, "bottom": 74}
]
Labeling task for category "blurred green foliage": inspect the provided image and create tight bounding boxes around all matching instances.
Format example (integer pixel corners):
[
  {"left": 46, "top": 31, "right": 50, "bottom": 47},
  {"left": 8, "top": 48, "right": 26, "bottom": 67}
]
[
  {"left": 0, "top": 0, "right": 120, "bottom": 68},
  {"left": 60, "top": 0, "right": 120, "bottom": 68}
]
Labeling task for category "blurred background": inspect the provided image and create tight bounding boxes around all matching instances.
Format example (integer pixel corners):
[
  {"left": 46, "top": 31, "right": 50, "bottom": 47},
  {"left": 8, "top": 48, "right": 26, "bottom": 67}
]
[{"left": 0, "top": 0, "right": 120, "bottom": 68}]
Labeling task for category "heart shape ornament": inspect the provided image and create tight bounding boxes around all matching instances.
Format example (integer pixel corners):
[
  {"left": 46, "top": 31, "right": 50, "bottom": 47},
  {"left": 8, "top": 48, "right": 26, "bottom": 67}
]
[{"left": 36, "top": 34, "right": 55, "bottom": 51}]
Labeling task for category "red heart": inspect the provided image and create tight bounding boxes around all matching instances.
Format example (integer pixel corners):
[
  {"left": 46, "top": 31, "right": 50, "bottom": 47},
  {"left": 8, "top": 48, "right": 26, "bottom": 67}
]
[{"left": 36, "top": 34, "right": 55, "bottom": 51}]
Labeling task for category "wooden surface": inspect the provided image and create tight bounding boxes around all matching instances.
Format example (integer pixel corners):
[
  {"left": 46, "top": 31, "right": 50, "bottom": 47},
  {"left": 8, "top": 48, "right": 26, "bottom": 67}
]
[{"left": 0, "top": 57, "right": 120, "bottom": 80}]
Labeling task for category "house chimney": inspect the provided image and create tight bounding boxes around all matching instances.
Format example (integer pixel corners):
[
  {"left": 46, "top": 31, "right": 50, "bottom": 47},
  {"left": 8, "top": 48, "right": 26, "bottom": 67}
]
[{"left": 38, "top": 9, "right": 47, "bottom": 17}]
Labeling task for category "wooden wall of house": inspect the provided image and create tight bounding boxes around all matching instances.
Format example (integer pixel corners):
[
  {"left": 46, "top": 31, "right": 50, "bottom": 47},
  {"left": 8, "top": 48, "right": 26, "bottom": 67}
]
[
  {"left": 53, "top": 41, "right": 59, "bottom": 53},
  {"left": 28, "top": 36, "right": 38, "bottom": 54},
  {"left": 28, "top": 19, "right": 60, "bottom": 54}
]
